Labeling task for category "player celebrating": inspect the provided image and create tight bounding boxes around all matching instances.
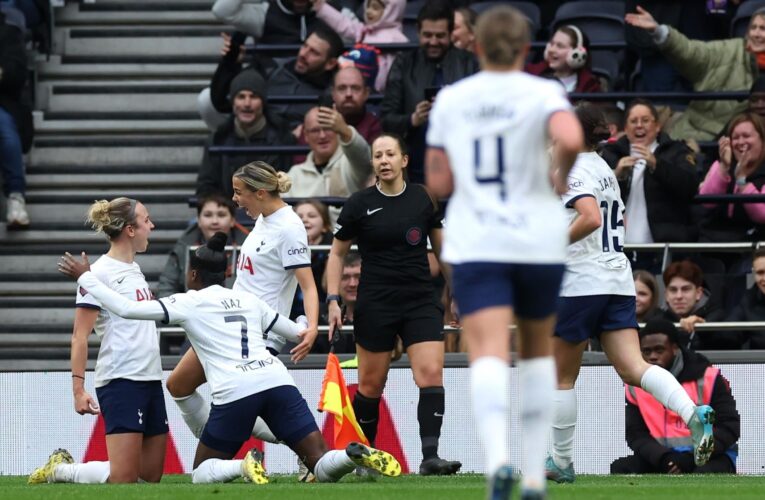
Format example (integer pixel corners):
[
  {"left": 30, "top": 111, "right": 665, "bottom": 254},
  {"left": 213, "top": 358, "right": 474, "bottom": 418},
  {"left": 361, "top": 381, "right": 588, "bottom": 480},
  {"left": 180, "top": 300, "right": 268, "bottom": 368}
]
[
  {"left": 166, "top": 162, "right": 320, "bottom": 466},
  {"left": 545, "top": 103, "right": 715, "bottom": 483},
  {"left": 29, "top": 198, "right": 166, "bottom": 485},
  {"left": 425, "top": 6, "right": 583, "bottom": 499},
  {"left": 52, "top": 232, "right": 401, "bottom": 484}
]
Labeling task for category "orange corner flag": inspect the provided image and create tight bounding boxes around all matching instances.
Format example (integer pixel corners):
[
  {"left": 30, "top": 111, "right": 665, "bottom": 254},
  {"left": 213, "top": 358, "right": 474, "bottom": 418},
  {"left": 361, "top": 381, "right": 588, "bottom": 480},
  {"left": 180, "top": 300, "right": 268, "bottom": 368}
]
[{"left": 318, "top": 353, "right": 369, "bottom": 449}]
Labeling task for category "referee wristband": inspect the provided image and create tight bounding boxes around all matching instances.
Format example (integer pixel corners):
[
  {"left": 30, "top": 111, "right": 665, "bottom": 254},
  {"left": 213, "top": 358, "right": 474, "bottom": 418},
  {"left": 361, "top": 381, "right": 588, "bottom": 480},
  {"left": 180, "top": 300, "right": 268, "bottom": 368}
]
[{"left": 326, "top": 294, "right": 341, "bottom": 304}]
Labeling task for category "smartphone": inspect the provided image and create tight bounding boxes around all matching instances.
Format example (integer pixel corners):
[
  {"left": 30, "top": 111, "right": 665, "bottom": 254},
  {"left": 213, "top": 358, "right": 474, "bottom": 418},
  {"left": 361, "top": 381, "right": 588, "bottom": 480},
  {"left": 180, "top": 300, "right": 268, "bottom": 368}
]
[{"left": 424, "top": 86, "right": 441, "bottom": 101}]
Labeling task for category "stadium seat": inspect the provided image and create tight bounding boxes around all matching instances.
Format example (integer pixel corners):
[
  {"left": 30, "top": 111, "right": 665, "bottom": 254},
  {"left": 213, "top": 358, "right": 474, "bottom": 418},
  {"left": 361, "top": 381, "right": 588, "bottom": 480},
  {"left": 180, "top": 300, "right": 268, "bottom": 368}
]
[
  {"left": 404, "top": 0, "right": 425, "bottom": 21},
  {"left": 590, "top": 51, "right": 620, "bottom": 91},
  {"left": 471, "top": 2, "right": 541, "bottom": 40},
  {"left": 731, "top": 0, "right": 765, "bottom": 38}
]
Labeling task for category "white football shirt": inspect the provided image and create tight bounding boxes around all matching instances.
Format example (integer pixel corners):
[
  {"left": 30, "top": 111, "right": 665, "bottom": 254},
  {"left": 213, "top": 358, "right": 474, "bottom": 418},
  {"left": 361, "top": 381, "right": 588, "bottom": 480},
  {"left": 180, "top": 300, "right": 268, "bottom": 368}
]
[
  {"left": 560, "top": 151, "right": 635, "bottom": 297},
  {"left": 234, "top": 205, "right": 311, "bottom": 351},
  {"left": 427, "top": 71, "right": 571, "bottom": 264},
  {"left": 159, "top": 286, "right": 295, "bottom": 404},
  {"left": 75, "top": 255, "right": 162, "bottom": 388}
]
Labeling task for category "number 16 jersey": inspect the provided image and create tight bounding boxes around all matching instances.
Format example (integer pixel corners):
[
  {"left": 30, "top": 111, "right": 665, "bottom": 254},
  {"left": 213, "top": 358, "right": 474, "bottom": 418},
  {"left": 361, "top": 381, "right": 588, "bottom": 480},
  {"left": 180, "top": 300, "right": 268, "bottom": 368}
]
[
  {"left": 427, "top": 71, "right": 571, "bottom": 265},
  {"left": 560, "top": 151, "right": 635, "bottom": 297}
]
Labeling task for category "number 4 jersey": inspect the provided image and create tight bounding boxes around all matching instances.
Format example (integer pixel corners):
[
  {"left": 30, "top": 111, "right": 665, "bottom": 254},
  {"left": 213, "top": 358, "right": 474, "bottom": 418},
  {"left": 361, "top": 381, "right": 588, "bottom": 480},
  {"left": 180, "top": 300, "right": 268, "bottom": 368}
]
[
  {"left": 560, "top": 151, "right": 635, "bottom": 297},
  {"left": 427, "top": 71, "right": 572, "bottom": 265}
]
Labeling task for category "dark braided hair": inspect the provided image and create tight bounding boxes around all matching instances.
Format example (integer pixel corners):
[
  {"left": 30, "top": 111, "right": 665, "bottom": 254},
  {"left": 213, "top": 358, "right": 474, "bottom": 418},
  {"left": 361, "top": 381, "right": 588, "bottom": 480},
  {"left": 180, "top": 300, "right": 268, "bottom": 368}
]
[{"left": 190, "top": 231, "right": 228, "bottom": 287}]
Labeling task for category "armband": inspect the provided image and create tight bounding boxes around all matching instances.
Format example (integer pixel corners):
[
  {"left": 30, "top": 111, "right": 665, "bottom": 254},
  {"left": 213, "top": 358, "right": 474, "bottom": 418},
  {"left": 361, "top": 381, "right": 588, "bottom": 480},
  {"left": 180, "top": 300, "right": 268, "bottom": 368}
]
[{"left": 325, "top": 294, "right": 341, "bottom": 304}]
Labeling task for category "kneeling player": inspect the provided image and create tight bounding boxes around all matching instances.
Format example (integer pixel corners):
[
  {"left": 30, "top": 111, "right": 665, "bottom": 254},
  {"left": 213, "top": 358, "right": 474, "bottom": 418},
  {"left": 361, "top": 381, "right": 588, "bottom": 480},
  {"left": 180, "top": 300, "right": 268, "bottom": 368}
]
[{"left": 39, "top": 232, "right": 401, "bottom": 484}]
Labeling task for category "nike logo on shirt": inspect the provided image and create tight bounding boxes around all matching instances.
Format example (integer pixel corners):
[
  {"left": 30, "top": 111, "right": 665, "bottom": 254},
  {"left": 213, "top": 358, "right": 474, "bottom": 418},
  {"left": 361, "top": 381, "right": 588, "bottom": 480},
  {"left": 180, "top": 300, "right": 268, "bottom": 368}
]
[
  {"left": 116, "top": 277, "right": 126, "bottom": 284},
  {"left": 366, "top": 208, "right": 383, "bottom": 216}
]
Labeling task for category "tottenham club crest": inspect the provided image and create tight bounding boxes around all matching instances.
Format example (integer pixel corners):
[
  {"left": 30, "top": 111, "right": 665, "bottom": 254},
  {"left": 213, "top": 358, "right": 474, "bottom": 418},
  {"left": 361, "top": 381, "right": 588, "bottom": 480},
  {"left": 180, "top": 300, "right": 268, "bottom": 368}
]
[{"left": 406, "top": 227, "right": 422, "bottom": 246}]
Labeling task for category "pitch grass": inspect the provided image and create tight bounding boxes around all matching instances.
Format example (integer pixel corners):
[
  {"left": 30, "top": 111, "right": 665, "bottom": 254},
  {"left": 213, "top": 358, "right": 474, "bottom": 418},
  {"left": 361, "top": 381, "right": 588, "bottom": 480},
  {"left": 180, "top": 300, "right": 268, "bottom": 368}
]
[{"left": 6, "top": 474, "right": 765, "bottom": 499}]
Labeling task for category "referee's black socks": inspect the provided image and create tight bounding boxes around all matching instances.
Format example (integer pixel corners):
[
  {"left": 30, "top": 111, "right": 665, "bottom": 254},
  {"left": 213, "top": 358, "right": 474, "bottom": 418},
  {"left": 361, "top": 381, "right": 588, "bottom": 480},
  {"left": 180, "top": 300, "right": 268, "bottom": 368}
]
[
  {"left": 353, "top": 391, "right": 381, "bottom": 446},
  {"left": 418, "top": 386, "right": 445, "bottom": 460}
]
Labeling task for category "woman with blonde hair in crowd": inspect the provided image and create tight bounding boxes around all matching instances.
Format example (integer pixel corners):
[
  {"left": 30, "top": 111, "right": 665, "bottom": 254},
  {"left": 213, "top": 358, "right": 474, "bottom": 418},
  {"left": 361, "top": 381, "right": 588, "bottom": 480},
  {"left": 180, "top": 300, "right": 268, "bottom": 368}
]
[{"left": 31, "top": 197, "right": 166, "bottom": 485}]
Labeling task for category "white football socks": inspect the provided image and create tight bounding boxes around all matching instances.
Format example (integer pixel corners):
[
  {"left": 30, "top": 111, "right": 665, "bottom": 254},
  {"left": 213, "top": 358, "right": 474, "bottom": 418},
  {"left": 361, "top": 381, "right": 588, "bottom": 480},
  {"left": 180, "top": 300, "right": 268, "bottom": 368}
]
[
  {"left": 252, "top": 417, "right": 279, "bottom": 443},
  {"left": 173, "top": 391, "right": 210, "bottom": 439},
  {"left": 313, "top": 450, "right": 355, "bottom": 482},
  {"left": 640, "top": 364, "right": 696, "bottom": 423},
  {"left": 551, "top": 388, "right": 577, "bottom": 469},
  {"left": 191, "top": 458, "right": 243, "bottom": 483},
  {"left": 54, "top": 461, "right": 110, "bottom": 484},
  {"left": 519, "top": 356, "right": 556, "bottom": 491},
  {"left": 470, "top": 356, "right": 509, "bottom": 477}
]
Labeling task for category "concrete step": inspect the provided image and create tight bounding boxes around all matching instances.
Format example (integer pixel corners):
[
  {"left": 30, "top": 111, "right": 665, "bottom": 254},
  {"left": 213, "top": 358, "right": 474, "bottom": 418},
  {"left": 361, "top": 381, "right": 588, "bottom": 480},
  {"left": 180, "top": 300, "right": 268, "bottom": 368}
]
[
  {"left": 55, "top": 3, "right": 217, "bottom": 26},
  {"left": 1, "top": 229, "right": 183, "bottom": 245},
  {"left": 0, "top": 281, "right": 158, "bottom": 297},
  {"left": 25, "top": 190, "right": 193, "bottom": 204},
  {"left": 26, "top": 203, "right": 194, "bottom": 224},
  {"left": 42, "top": 111, "right": 200, "bottom": 121},
  {"left": 34, "top": 117, "right": 208, "bottom": 135},
  {"left": 0, "top": 333, "right": 100, "bottom": 348},
  {"left": 28, "top": 162, "right": 198, "bottom": 174},
  {"left": 30, "top": 137, "right": 204, "bottom": 166},
  {"left": 0, "top": 254, "right": 168, "bottom": 275},
  {"left": 60, "top": 27, "right": 221, "bottom": 56},
  {"left": 0, "top": 308, "right": 75, "bottom": 325},
  {"left": 26, "top": 173, "right": 197, "bottom": 189},
  {"left": 38, "top": 80, "right": 206, "bottom": 112},
  {"left": 38, "top": 56, "right": 216, "bottom": 80}
]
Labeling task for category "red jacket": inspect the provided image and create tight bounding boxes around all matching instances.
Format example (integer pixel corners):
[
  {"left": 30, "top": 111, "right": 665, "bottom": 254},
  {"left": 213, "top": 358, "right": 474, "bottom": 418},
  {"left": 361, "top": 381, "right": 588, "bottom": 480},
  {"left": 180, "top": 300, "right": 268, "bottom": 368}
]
[{"left": 524, "top": 61, "right": 602, "bottom": 93}]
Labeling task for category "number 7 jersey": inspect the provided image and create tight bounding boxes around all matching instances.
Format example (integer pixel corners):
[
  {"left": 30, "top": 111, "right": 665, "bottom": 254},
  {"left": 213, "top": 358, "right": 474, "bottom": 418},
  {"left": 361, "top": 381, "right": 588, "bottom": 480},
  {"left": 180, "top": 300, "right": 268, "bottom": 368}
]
[
  {"left": 427, "top": 71, "right": 572, "bottom": 265},
  {"left": 560, "top": 151, "right": 635, "bottom": 297}
]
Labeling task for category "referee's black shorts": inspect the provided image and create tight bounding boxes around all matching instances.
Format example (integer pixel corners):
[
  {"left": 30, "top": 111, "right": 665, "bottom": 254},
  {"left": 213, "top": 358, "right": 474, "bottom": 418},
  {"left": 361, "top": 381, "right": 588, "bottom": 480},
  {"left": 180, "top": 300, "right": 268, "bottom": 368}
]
[{"left": 354, "top": 285, "right": 444, "bottom": 352}]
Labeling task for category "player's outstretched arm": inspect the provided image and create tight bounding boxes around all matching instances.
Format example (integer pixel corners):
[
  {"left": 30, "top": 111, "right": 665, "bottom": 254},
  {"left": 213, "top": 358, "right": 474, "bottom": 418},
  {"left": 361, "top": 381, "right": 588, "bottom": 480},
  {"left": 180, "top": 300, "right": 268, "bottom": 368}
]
[{"left": 76, "top": 271, "right": 166, "bottom": 321}]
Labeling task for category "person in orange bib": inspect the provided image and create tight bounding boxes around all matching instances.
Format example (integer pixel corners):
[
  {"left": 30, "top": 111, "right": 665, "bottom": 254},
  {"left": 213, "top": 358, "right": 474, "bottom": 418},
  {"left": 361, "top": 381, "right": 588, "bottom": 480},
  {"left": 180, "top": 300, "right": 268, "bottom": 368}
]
[{"left": 611, "top": 319, "right": 740, "bottom": 474}]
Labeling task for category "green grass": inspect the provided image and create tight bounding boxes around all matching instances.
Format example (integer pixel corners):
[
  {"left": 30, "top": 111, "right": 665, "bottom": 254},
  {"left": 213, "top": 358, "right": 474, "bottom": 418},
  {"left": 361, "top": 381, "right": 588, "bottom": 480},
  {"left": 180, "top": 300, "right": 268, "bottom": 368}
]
[{"left": 7, "top": 474, "right": 765, "bottom": 499}]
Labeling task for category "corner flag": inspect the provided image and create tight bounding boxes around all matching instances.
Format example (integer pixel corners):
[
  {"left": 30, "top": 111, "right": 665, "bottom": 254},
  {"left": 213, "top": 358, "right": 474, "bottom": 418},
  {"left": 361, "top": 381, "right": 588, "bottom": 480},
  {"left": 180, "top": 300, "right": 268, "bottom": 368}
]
[{"left": 318, "top": 353, "right": 369, "bottom": 449}]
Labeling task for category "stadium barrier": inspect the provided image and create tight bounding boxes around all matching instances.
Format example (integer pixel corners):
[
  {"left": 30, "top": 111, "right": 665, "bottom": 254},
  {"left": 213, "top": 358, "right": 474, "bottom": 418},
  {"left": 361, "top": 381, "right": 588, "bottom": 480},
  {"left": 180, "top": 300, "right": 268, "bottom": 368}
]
[{"left": 2, "top": 358, "right": 762, "bottom": 475}]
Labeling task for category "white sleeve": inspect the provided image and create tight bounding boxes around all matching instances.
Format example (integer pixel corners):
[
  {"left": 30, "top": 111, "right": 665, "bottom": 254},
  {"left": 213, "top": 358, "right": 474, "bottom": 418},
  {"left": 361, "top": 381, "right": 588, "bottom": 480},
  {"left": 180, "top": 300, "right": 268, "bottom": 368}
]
[
  {"left": 561, "top": 161, "right": 595, "bottom": 208},
  {"left": 212, "top": 0, "right": 267, "bottom": 39},
  {"left": 542, "top": 84, "right": 572, "bottom": 117},
  {"left": 156, "top": 293, "right": 195, "bottom": 324},
  {"left": 77, "top": 272, "right": 166, "bottom": 321},
  {"left": 264, "top": 313, "right": 305, "bottom": 344},
  {"left": 280, "top": 224, "right": 311, "bottom": 270}
]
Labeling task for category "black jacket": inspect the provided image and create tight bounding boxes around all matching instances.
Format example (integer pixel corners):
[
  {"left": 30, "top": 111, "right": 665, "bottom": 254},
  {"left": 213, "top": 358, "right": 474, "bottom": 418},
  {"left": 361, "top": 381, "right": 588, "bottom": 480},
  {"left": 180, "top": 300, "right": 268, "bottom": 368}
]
[
  {"left": 0, "top": 20, "right": 33, "bottom": 152},
  {"left": 652, "top": 289, "right": 738, "bottom": 350},
  {"left": 625, "top": 350, "right": 740, "bottom": 470},
  {"left": 380, "top": 47, "right": 477, "bottom": 182},
  {"left": 197, "top": 116, "right": 294, "bottom": 199},
  {"left": 727, "top": 285, "right": 765, "bottom": 349},
  {"left": 599, "top": 133, "right": 699, "bottom": 242}
]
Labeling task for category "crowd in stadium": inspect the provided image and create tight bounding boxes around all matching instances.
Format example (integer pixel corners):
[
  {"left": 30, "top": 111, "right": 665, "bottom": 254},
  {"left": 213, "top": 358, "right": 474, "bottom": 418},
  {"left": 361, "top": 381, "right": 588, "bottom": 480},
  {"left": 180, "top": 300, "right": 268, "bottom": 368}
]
[{"left": 6, "top": 0, "right": 755, "bottom": 494}]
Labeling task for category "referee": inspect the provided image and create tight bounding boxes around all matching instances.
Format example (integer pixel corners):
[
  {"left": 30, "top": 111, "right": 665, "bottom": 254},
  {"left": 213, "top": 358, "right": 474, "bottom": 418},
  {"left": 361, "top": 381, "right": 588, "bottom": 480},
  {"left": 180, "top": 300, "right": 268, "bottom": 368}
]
[{"left": 326, "top": 133, "right": 461, "bottom": 476}]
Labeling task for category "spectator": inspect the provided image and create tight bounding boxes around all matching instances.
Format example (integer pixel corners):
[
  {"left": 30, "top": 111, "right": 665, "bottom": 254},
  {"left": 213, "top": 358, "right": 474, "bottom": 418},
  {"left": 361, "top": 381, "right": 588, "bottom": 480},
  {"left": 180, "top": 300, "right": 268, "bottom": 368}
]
[
  {"left": 314, "top": 251, "right": 361, "bottom": 354},
  {"left": 654, "top": 260, "right": 736, "bottom": 350},
  {"left": 747, "top": 77, "right": 765, "bottom": 118},
  {"left": 197, "top": 69, "right": 294, "bottom": 199},
  {"left": 380, "top": 0, "right": 477, "bottom": 183},
  {"left": 158, "top": 194, "right": 249, "bottom": 298},
  {"left": 525, "top": 25, "right": 602, "bottom": 94},
  {"left": 726, "top": 248, "right": 765, "bottom": 349},
  {"left": 284, "top": 106, "right": 372, "bottom": 207},
  {"left": 451, "top": 7, "right": 476, "bottom": 53},
  {"left": 611, "top": 318, "right": 739, "bottom": 475},
  {"left": 294, "top": 66, "right": 382, "bottom": 160},
  {"left": 202, "top": 26, "right": 344, "bottom": 131},
  {"left": 699, "top": 112, "right": 765, "bottom": 243},
  {"left": 634, "top": 270, "right": 659, "bottom": 323},
  {"left": 600, "top": 99, "right": 699, "bottom": 244},
  {"left": 625, "top": 6, "right": 765, "bottom": 141},
  {"left": 313, "top": 0, "right": 407, "bottom": 92},
  {"left": 212, "top": 0, "right": 323, "bottom": 44},
  {"left": 0, "top": 10, "right": 32, "bottom": 228}
]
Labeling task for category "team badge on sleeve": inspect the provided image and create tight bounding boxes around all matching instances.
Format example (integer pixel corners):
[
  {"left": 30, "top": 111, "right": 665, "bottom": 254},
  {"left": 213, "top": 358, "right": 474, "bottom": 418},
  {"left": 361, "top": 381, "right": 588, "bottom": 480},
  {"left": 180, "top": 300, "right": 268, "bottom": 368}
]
[{"left": 79, "top": 286, "right": 89, "bottom": 297}]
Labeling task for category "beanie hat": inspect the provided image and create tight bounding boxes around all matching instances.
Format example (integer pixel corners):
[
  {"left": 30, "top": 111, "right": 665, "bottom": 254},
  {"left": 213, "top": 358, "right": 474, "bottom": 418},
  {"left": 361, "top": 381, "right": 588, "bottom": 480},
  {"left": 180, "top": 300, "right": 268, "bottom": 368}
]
[
  {"left": 229, "top": 69, "right": 267, "bottom": 104},
  {"left": 338, "top": 43, "right": 380, "bottom": 89}
]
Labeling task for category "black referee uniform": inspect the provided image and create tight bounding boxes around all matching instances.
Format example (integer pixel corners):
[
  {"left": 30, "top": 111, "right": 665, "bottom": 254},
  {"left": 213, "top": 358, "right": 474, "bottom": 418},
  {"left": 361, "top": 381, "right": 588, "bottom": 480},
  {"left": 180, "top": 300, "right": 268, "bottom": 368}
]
[{"left": 334, "top": 183, "right": 444, "bottom": 352}]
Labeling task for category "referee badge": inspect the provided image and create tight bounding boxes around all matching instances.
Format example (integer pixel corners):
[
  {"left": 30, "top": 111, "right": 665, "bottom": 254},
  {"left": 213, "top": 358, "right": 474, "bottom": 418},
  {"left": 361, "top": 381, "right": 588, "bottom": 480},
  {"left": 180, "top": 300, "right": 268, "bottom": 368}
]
[{"left": 406, "top": 227, "right": 422, "bottom": 246}]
